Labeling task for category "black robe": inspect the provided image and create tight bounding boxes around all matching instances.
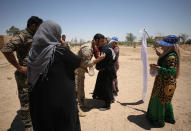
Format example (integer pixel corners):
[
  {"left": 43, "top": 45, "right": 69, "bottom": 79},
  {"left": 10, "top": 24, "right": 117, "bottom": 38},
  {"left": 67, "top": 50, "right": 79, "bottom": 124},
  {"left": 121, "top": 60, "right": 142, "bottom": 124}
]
[
  {"left": 29, "top": 45, "right": 81, "bottom": 131},
  {"left": 92, "top": 46, "right": 116, "bottom": 103}
]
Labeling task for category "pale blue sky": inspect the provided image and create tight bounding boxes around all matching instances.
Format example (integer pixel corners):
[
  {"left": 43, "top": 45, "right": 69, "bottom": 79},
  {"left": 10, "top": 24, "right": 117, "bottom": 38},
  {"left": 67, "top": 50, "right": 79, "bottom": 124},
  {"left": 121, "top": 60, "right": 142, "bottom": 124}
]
[{"left": 0, "top": 0, "right": 191, "bottom": 41}]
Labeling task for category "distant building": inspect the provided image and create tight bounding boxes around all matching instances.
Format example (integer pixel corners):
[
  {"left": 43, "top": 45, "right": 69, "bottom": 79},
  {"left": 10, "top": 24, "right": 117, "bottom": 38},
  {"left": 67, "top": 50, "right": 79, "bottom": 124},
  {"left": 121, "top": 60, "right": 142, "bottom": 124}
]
[{"left": 0, "top": 35, "right": 11, "bottom": 49}]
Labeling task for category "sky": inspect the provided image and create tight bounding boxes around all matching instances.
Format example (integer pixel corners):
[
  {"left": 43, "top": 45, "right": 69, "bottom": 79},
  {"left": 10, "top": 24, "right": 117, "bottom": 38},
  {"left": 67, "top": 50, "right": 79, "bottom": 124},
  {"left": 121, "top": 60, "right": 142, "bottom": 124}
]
[{"left": 0, "top": 0, "right": 191, "bottom": 41}]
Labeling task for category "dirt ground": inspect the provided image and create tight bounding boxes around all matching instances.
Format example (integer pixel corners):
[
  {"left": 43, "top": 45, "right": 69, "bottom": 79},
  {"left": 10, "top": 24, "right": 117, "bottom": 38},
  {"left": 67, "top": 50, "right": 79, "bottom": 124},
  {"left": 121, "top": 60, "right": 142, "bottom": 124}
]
[{"left": 0, "top": 45, "right": 191, "bottom": 131}]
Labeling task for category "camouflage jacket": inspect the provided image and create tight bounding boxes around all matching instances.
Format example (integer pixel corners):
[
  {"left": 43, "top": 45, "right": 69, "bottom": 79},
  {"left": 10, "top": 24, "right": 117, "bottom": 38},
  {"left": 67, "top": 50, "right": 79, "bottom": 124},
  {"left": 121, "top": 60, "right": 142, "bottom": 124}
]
[
  {"left": 1, "top": 28, "right": 33, "bottom": 66},
  {"left": 76, "top": 43, "right": 95, "bottom": 73}
]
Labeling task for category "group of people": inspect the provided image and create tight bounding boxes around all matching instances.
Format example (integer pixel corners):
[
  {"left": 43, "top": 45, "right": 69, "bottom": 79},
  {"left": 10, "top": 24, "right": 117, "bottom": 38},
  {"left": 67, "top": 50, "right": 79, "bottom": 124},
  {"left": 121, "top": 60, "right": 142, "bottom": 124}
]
[
  {"left": 1, "top": 16, "right": 180, "bottom": 131},
  {"left": 1, "top": 16, "right": 120, "bottom": 131}
]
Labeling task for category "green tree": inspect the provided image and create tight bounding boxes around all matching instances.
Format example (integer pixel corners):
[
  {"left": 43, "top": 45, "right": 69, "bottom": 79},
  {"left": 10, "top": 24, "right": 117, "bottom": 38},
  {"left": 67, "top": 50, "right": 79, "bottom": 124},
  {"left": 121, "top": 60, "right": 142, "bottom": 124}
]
[
  {"left": 147, "top": 36, "right": 155, "bottom": 45},
  {"left": 126, "top": 33, "right": 136, "bottom": 48},
  {"left": 179, "top": 33, "right": 189, "bottom": 44},
  {"left": 6, "top": 26, "right": 20, "bottom": 36}
]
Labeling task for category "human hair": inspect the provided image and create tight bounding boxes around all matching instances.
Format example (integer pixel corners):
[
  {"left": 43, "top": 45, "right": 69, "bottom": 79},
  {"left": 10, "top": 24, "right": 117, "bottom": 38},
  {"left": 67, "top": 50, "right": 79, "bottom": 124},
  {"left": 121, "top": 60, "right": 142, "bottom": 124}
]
[
  {"left": 27, "top": 16, "right": 43, "bottom": 28},
  {"left": 62, "top": 34, "right": 66, "bottom": 38},
  {"left": 172, "top": 45, "right": 180, "bottom": 79},
  {"left": 93, "top": 33, "right": 105, "bottom": 41}
]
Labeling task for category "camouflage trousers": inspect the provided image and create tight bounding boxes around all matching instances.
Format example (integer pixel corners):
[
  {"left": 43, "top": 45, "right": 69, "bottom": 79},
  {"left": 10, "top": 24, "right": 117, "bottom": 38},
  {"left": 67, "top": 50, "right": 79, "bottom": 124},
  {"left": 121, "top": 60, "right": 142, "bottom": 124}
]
[
  {"left": 75, "top": 68, "right": 86, "bottom": 105},
  {"left": 15, "top": 71, "right": 32, "bottom": 128}
]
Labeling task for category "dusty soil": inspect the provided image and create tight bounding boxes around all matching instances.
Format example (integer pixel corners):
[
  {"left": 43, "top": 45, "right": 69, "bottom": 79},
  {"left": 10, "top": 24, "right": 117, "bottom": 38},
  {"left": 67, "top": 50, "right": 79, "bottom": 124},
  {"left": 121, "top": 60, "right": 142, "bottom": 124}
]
[{"left": 0, "top": 46, "right": 191, "bottom": 131}]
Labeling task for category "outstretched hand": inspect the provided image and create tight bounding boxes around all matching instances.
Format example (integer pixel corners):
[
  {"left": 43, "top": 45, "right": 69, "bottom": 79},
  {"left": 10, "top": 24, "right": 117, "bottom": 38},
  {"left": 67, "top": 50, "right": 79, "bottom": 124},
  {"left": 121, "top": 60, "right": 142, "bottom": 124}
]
[
  {"left": 93, "top": 53, "right": 106, "bottom": 64},
  {"left": 97, "top": 53, "right": 106, "bottom": 61},
  {"left": 17, "top": 66, "right": 27, "bottom": 74},
  {"left": 150, "top": 64, "right": 160, "bottom": 70}
]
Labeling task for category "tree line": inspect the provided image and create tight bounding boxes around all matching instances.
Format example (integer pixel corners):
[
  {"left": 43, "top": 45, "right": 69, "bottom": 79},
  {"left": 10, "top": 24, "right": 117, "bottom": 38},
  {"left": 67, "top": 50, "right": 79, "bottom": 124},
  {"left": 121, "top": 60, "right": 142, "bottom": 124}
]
[{"left": 6, "top": 26, "right": 191, "bottom": 46}]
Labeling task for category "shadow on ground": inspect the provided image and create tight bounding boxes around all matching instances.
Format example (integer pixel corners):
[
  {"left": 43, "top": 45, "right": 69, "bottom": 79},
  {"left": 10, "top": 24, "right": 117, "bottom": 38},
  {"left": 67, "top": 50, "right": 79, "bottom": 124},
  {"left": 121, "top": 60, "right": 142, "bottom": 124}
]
[
  {"left": 7, "top": 110, "right": 25, "bottom": 131},
  {"left": 117, "top": 100, "right": 164, "bottom": 130},
  {"left": 81, "top": 98, "right": 106, "bottom": 112},
  {"left": 117, "top": 100, "right": 144, "bottom": 106},
  {"left": 117, "top": 100, "right": 163, "bottom": 130},
  {"left": 127, "top": 107, "right": 154, "bottom": 130}
]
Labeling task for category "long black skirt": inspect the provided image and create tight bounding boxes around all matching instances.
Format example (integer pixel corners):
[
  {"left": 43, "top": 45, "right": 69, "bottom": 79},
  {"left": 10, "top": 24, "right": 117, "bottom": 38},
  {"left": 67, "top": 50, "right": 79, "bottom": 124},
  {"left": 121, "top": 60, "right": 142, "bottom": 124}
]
[
  {"left": 93, "top": 70, "right": 114, "bottom": 103},
  {"left": 29, "top": 45, "right": 82, "bottom": 131},
  {"left": 29, "top": 77, "right": 81, "bottom": 131}
]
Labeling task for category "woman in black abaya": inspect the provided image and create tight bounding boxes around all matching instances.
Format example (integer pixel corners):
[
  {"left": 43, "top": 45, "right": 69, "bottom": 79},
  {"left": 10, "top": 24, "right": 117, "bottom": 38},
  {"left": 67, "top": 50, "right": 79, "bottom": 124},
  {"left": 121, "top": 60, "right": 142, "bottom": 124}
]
[
  {"left": 92, "top": 34, "right": 116, "bottom": 109},
  {"left": 27, "top": 20, "right": 104, "bottom": 131}
]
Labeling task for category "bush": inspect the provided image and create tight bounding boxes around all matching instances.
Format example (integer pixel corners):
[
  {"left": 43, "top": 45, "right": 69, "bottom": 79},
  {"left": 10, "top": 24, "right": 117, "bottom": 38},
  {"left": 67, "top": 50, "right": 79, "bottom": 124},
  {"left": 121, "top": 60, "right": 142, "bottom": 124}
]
[{"left": 119, "top": 42, "right": 131, "bottom": 46}]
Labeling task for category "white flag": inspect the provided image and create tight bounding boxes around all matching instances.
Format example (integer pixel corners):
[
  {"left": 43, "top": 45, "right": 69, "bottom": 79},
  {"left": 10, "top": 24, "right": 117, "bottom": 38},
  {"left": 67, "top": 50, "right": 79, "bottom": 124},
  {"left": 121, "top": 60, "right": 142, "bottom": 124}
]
[{"left": 141, "top": 30, "right": 148, "bottom": 100}]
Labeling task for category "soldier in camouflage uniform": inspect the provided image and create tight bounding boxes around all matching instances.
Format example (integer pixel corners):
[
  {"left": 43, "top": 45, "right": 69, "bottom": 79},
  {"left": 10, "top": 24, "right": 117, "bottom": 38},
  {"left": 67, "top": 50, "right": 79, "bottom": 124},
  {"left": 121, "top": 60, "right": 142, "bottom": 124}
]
[
  {"left": 75, "top": 43, "right": 92, "bottom": 117},
  {"left": 75, "top": 34, "right": 105, "bottom": 116},
  {"left": 75, "top": 43, "right": 94, "bottom": 107},
  {"left": 1, "top": 16, "right": 43, "bottom": 131}
]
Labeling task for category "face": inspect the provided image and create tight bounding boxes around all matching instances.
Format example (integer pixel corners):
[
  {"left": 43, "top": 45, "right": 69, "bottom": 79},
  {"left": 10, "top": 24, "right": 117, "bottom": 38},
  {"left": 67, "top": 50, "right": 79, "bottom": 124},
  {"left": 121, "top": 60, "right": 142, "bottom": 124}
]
[
  {"left": 104, "top": 38, "right": 108, "bottom": 44},
  {"left": 157, "top": 44, "right": 169, "bottom": 54},
  {"left": 29, "top": 24, "right": 41, "bottom": 35},
  {"left": 62, "top": 36, "right": 66, "bottom": 41},
  {"left": 113, "top": 42, "right": 118, "bottom": 48},
  {"left": 161, "top": 45, "right": 168, "bottom": 51},
  {"left": 97, "top": 38, "right": 105, "bottom": 47}
]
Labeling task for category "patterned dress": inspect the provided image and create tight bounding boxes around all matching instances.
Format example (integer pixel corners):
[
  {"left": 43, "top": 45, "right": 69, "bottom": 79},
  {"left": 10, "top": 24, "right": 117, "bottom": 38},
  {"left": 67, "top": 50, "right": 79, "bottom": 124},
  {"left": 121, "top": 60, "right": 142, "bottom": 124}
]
[{"left": 147, "top": 52, "right": 178, "bottom": 127}]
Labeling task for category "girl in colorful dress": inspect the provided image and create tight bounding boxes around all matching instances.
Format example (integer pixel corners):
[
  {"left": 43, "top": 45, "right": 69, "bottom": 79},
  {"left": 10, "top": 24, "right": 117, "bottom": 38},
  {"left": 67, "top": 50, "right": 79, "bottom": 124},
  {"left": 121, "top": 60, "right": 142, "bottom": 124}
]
[{"left": 147, "top": 35, "right": 180, "bottom": 127}]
